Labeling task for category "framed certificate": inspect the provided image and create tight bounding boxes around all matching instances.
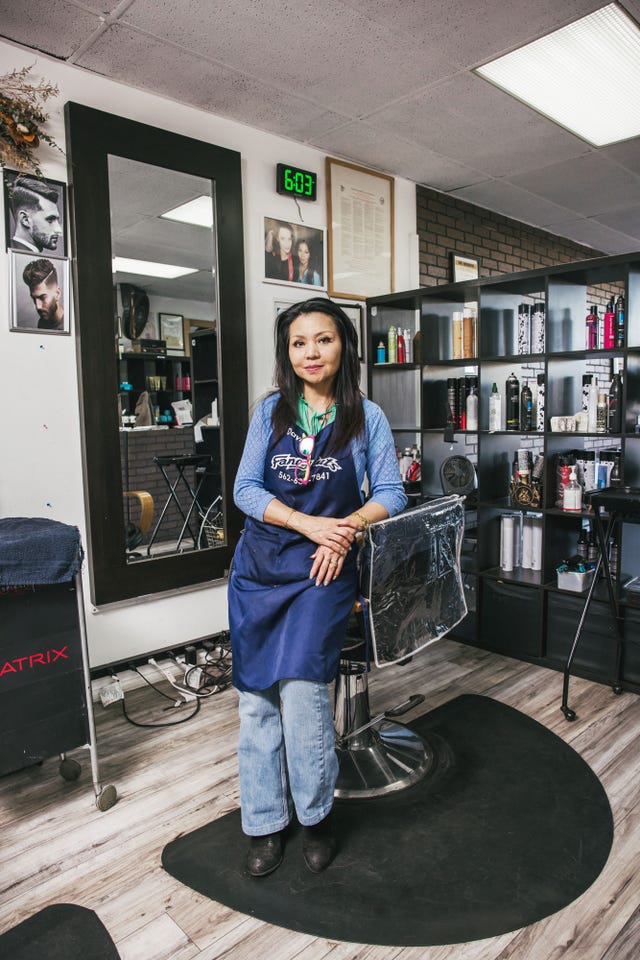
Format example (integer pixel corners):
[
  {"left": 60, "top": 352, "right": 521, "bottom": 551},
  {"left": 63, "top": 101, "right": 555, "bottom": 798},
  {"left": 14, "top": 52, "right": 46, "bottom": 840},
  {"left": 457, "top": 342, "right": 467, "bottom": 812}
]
[{"left": 326, "top": 157, "right": 394, "bottom": 300}]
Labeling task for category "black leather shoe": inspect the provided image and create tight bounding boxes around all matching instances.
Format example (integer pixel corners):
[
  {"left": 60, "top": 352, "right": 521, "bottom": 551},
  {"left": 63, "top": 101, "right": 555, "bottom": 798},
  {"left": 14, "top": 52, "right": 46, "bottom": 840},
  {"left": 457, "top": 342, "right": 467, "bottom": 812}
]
[
  {"left": 246, "top": 832, "right": 284, "bottom": 877},
  {"left": 302, "top": 814, "right": 337, "bottom": 873}
]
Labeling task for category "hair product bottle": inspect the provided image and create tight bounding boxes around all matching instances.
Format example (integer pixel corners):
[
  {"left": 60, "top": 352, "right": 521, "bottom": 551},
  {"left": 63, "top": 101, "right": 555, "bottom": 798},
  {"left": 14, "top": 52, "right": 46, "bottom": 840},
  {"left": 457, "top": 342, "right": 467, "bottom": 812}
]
[
  {"left": 505, "top": 372, "right": 520, "bottom": 431},
  {"left": 397, "top": 331, "right": 406, "bottom": 363},
  {"left": 517, "top": 303, "right": 531, "bottom": 355},
  {"left": 536, "top": 373, "right": 545, "bottom": 431},
  {"left": 376, "top": 340, "right": 386, "bottom": 364},
  {"left": 615, "top": 294, "right": 625, "bottom": 348},
  {"left": 466, "top": 384, "right": 478, "bottom": 431},
  {"left": 452, "top": 311, "right": 463, "bottom": 360},
  {"left": 596, "top": 391, "right": 608, "bottom": 433},
  {"left": 387, "top": 325, "right": 397, "bottom": 363},
  {"left": 447, "top": 378, "right": 457, "bottom": 426},
  {"left": 531, "top": 302, "right": 545, "bottom": 353},
  {"left": 608, "top": 372, "right": 622, "bottom": 434},
  {"left": 489, "top": 382, "right": 501, "bottom": 432},
  {"left": 587, "top": 376, "right": 599, "bottom": 433},
  {"left": 604, "top": 298, "right": 615, "bottom": 349},
  {"left": 520, "top": 379, "right": 533, "bottom": 431},
  {"left": 585, "top": 305, "right": 598, "bottom": 350},
  {"left": 562, "top": 465, "right": 582, "bottom": 512}
]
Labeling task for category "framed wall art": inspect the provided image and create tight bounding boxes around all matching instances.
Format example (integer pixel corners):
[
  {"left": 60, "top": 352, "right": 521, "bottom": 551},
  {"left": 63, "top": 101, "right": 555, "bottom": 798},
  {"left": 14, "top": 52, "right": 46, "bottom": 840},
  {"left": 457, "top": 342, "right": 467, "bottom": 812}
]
[
  {"left": 326, "top": 157, "right": 394, "bottom": 300},
  {"left": 9, "top": 251, "right": 70, "bottom": 334},
  {"left": 335, "top": 301, "right": 364, "bottom": 360},
  {"left": 451, "top": 252, "right": 479, "bottom": 282},
  {"left": 263, "top": 217, "right": 326, "bottom": 289},
  {"left": 3, "top": 169, "right": 67, "bottom": 257},
  {"left": 159, "top": 312, "right": 185, "bottom": 354}
]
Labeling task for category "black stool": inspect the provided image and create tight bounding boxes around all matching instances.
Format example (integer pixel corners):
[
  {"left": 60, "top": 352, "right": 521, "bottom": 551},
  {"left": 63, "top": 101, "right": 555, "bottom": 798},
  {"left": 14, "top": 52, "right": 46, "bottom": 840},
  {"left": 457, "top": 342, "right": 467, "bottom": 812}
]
[
  {"left": 561, "top": 485, "right": 640, "bottom": 720},
  {"left": 146, "top": 454, "right": 212, "bottom": 555}
]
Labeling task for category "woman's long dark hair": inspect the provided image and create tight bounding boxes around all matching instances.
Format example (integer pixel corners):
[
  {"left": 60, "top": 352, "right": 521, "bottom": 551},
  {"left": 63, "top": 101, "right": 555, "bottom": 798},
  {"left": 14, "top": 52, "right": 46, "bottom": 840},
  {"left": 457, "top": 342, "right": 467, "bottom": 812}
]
[{"left": 271, "top": 298, "right": 364, "bottom": 453}]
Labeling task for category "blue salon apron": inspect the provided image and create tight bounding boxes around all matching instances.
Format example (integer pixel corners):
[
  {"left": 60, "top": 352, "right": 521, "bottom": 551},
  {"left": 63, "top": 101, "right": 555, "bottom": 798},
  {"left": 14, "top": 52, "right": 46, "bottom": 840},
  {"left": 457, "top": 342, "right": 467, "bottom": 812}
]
[{"left": 229, "top": 421, "right": 361, "bottom": 691}]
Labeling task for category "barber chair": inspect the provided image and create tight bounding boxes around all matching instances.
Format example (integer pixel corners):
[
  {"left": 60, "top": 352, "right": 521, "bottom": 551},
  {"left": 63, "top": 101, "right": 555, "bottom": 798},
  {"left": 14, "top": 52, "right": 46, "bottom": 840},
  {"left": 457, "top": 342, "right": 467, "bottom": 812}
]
[
  {"left": 333, "top": 495, "right": 467, "bottom": 798},
  {"left": 124, "top": 490, "right": 154, "bottom": 556}
]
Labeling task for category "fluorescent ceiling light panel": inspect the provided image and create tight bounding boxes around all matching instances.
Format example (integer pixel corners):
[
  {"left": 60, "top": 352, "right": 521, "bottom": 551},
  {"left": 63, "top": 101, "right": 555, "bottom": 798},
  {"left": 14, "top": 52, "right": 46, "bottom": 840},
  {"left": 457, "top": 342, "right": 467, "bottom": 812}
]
[
  {"left": 161, "top": 196, "right": 214, "bottom": 227},
  {"left": 112, "top": 256, "right": 198, "bottom": 279},
  {"left": 475, "top": 3, "right": 640, "bottom": 146}
]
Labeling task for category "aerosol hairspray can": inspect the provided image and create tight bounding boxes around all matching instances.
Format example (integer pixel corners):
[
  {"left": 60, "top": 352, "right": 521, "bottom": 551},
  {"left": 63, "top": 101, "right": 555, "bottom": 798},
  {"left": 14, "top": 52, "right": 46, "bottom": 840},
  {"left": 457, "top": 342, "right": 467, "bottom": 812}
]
[
  {"left": 505, "top": 372, "right": 520, "bottom": 431},
  {"left": 447, "top": 378, "right": 457, "bottom": 426},
  {"left": 536, "top": 373, "right": 545, "bottom": 431}
]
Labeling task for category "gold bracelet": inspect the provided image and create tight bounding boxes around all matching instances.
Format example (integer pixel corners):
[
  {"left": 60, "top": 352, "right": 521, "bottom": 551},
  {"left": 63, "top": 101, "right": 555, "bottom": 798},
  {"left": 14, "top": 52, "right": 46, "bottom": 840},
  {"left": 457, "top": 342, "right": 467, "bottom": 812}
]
[
  {"left": 284, "top": 508, "right": 297, "bottom": 529},
  {"left": 353, "top": 510, "right": 370, "bottom": 532}
]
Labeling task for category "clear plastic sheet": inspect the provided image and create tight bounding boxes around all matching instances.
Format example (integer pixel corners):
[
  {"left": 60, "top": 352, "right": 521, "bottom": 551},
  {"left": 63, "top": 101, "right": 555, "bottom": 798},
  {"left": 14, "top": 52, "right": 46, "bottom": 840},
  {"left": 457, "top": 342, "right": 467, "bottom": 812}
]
[{"left": 360, "top": 495, "right": 467, "bottom": 667}]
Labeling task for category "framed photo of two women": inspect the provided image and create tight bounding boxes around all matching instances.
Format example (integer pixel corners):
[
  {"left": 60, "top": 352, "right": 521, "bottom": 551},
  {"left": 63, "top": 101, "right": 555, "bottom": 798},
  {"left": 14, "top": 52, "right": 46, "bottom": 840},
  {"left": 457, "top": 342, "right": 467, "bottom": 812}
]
[{"left": 263, "top": 217, "right": 326, "bottom": 289}]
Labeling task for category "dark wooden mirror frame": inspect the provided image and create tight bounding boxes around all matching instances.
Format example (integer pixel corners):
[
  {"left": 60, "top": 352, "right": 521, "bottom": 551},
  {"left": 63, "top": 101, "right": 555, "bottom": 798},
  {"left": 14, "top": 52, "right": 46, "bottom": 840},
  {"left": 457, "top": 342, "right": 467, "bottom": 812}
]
[{"left": 65, "top": 102, "right": 248, "bottom": 605}]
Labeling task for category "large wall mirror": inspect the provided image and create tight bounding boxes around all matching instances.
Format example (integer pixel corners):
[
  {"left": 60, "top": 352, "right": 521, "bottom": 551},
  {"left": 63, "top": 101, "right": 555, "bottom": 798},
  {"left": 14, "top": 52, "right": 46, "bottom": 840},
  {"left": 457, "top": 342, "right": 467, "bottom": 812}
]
[{"left": 65, "top": 103, "right": 248, "bottom": 605}]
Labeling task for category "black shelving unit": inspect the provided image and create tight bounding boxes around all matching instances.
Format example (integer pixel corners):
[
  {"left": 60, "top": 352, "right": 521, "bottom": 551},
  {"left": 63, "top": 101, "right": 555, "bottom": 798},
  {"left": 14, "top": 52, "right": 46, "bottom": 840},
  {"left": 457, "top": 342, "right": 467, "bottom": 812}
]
[{"left": 367, "top": 251, "right": 640, "bottom": 693}]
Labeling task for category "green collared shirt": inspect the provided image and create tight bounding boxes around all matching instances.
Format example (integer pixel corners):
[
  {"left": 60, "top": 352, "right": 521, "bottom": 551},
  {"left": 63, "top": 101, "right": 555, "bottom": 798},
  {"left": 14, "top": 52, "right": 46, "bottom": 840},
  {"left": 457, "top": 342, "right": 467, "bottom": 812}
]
[{"left": 297, "top": 394, "right": 336, "bottom": 436}]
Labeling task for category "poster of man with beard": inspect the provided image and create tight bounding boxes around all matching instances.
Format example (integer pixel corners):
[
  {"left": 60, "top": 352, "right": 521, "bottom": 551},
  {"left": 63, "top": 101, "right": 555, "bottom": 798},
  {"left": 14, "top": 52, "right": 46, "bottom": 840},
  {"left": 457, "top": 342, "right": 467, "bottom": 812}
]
[{"left": 10, "top": 253, "right": 69, "bottom": 334}]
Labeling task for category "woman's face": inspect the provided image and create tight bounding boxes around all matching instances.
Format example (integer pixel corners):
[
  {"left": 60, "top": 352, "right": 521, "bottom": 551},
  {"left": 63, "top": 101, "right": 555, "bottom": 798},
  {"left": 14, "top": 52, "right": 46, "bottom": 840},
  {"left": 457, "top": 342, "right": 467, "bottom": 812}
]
[
  {"left": 288, "top": 312, "right": 342, "bottom": 393},
  {"left": 277, "top": 226, "right": 293, "bottom": 259},
  {"left": 297, "top": 242, "right": 310, "bottom": 267}
]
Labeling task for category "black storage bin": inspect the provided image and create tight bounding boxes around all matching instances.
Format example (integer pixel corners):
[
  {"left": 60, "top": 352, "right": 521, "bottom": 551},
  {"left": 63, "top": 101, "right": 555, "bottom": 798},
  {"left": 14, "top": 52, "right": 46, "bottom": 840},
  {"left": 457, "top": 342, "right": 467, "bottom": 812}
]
[
  {"left": 451, "top": 573, "right": 477, "bottom": 642},
  {"left": 621, "top": 608, "right": 640, "bottom": 685},
  {"left": 0, "top": 583, "right": 88, "bottom": 776},
  {"left": 546, "top": 593, "right": 618, "bottom": 680},
  {"left": 479, "top": 578, "right": 542, "bottom": 657}
]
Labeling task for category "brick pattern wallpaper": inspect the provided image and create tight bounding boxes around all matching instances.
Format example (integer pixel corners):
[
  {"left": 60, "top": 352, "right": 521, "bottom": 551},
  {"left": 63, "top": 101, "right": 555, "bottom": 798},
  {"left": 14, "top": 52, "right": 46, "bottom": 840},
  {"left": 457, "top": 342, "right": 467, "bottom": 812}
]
[{"left": 416, "top": 186, "right": 604, "bottom": 287}]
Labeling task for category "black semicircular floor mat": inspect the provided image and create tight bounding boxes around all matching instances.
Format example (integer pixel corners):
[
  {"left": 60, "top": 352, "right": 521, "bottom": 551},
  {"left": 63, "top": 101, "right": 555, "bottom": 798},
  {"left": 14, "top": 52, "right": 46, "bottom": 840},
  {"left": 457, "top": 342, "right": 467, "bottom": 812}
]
[
  {"left": 162, "top": 694, "right": 613, "bottom": 946},
  {"left": 0, "top": 904, "right": 120, "bottom": 960}
]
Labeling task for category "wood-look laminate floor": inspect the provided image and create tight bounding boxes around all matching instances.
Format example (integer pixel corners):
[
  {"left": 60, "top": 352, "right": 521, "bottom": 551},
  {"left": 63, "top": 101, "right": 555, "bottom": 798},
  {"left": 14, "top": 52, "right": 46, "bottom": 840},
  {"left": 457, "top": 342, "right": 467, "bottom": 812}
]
[{"left": 1, "top": 639, "right": 639, "bottom": 960}]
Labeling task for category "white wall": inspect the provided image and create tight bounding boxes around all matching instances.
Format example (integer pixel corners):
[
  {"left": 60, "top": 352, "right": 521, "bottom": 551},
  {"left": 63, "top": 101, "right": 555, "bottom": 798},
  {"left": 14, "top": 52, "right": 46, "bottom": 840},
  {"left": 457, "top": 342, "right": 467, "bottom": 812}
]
[{"left": 0, "top": 39, "right": 417, "bottom": 668}]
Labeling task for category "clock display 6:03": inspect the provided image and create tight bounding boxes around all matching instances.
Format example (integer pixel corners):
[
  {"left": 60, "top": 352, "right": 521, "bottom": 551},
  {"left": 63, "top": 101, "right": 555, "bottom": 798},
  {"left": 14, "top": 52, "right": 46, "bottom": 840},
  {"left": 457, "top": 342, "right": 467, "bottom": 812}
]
[{"left": 276, "top": 163, "right": 317, "bottom": 200}]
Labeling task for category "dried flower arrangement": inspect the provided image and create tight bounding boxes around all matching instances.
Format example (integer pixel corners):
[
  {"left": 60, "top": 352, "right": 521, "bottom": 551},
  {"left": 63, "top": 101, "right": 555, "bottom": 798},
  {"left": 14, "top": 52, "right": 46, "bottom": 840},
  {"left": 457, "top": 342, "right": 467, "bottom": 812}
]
[{"left": 0, "top": 64, "right": 62, "bottom": 176}]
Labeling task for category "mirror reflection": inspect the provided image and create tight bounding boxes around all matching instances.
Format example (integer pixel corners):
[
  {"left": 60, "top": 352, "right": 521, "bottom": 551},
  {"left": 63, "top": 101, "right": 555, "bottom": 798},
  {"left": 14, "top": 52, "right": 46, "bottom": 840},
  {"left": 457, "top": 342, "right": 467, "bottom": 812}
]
[{"left": 108, "top": 156, "right": 224, "bottom": 562}]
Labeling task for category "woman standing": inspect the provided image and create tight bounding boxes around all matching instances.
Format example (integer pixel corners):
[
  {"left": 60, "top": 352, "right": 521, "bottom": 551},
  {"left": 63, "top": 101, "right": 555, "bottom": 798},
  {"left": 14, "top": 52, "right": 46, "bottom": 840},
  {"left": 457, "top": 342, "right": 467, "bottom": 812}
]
[{"left": 229, "top": 298, "right": 406, "bottom": 877}]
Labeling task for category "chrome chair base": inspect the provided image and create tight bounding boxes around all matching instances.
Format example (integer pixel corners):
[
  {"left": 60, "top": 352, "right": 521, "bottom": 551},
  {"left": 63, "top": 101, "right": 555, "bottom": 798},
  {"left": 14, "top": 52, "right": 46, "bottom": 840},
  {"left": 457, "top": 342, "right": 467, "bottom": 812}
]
[
  {"left": 333, "top": 655, "right": 433, "bottom": 799},
  {"left": 335, "top": 720, "right": 433, "bottom": 799}
]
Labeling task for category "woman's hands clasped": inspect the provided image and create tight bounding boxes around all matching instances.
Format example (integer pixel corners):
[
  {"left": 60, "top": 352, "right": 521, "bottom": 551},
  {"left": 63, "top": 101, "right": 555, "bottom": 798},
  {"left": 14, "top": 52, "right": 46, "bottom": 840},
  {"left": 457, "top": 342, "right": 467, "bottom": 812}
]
[{"left": 307, "top": 515, "right": 361, "bottom": 586}]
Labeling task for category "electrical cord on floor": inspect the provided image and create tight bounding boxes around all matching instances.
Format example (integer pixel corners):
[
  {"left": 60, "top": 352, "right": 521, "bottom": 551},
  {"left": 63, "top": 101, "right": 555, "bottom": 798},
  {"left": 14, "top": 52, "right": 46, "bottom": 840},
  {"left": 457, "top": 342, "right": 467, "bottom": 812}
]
[{"left": 119, "top": 663, "right": 201, "bottom": 728}]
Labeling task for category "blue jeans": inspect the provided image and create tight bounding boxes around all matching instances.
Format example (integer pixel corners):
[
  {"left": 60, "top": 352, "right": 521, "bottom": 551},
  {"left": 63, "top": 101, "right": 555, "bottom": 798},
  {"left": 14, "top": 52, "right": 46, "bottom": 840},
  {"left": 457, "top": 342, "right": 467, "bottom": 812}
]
[{"left": 237, "top": 679, "right": 338, "bottom": 836}]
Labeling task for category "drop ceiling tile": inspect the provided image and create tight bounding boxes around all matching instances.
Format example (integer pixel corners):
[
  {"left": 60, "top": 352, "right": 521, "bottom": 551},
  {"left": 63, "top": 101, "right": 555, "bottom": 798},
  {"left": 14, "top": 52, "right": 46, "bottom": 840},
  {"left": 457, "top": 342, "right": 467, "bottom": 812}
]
[
  {"left": 310, "top": 121, "right": 486, "bottom": 191},
  {"left": 76, "top": 25, "right": 348, "bottom": 141},
  {"left": 452, "top": 180, "right": 579, "bottom": 228},
  {"left": 342, "top": 0, "right": 604, "bottom": 65},
  {"left": 597, "top": 204, "right": 640, "bottom": 241},
  {"left": 119, "top": 0, "right": 457, "bottom": 115},
  {"left": 600, "top": 137, "right": 640, "bottom": 177},
  {"left": 549, "top": 218, "right": 639, "bottom": 255},
  {"left": 0, "top": 0, "right": 103, "bottom": 58},
  {"left": 369, "top": 73, "right": 590, "bottom": 177},
  {"left": 508, "top": 154, "right": 640, "bottom": 217}
]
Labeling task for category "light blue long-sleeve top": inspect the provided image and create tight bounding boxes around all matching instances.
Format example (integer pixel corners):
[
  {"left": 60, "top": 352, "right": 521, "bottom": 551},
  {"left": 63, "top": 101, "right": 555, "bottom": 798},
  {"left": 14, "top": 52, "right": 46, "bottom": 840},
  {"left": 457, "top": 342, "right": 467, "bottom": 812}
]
[{"left": 234, "top": 392, "right": 407, "bottom": 521}]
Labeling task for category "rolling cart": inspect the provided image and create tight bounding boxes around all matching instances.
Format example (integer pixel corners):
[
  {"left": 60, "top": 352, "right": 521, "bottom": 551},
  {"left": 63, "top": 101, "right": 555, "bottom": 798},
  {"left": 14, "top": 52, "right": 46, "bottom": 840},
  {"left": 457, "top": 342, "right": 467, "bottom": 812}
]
[{"left": 0, "top": 517, "right": 117, "bottom": 810}]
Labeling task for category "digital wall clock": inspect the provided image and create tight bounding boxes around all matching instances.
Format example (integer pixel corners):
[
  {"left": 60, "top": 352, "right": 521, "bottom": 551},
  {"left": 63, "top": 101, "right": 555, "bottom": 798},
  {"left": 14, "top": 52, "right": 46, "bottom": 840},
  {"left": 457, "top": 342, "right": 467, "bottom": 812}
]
[{"left": 276, "top": 163, "right": 317, "bottom": 201}]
